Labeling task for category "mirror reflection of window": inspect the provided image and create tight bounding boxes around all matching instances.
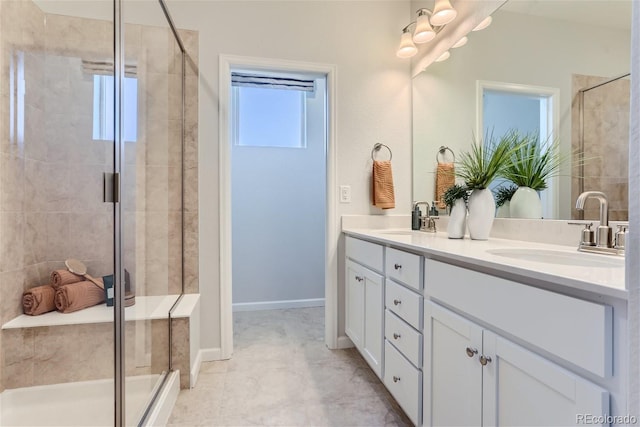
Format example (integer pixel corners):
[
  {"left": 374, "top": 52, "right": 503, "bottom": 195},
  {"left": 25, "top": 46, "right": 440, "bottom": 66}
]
[{"left": 92, "top": 74, "right": 138, "bottom": 142}]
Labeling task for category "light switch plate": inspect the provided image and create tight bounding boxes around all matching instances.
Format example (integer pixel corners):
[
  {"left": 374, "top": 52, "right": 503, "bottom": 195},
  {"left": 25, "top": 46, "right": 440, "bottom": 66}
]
[{"left": 340, "top": 185, "right": 351, "bottom": 203}]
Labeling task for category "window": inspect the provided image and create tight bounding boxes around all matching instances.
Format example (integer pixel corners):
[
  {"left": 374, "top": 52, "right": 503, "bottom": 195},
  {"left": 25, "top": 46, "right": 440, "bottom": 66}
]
[
  {"left": 92, "top": 75, "right": 138, "bottom": 142},
  {"left": 232, "top": 85, "right": 307, "bottom": 148}
]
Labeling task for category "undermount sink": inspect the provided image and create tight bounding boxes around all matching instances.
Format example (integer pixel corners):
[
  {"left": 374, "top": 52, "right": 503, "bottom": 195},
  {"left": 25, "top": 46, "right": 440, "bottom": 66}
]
[{"left": 486, "top": 248, "right": 624, "bottom": 268}]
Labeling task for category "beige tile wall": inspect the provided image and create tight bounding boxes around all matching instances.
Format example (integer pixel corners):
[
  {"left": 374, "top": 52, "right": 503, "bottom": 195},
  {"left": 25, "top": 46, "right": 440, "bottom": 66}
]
[
  {"left": 0, "top": 0, "right": 199, "bottom": 391},
  {"left": 571, "top": 74, "right": 629, "bottom": 221}
]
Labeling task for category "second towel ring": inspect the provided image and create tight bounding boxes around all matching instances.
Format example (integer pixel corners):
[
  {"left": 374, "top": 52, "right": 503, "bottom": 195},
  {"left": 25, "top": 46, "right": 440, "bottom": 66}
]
[
  {"left": 436, "top": 146, "right": 455, "bottom": 163},
  {"left": 371, "top": 143, "right": 392, "bottom": 161}
]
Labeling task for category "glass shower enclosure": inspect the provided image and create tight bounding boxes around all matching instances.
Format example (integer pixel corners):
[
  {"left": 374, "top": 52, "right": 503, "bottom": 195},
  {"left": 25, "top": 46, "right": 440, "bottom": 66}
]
[{"left": 0, "top": 0, "right": 197, "bottom": 425}]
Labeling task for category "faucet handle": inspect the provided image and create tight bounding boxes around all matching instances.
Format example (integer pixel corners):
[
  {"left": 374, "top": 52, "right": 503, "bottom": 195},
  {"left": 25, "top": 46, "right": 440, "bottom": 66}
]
[
  {"left": 614, "top": 225, "right": 628, "bottom": 249},
  {"left": 569, "top": 222, "right": 596, "bottom": 246}
]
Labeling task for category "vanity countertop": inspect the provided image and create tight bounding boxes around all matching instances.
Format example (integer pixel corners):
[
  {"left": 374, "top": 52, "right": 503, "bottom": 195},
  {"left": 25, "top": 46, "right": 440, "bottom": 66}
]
[{"left": 343, "top": 228, "right": 626, "bottom": 300}]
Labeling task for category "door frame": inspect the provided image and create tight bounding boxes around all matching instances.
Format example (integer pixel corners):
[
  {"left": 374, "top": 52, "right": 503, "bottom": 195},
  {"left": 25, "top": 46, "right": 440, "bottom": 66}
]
[
  {"left": 476, "top": 80, "right": 560, "bottom": 219},
  {"left": 219, "top": 55, "right": 338, "bottom": 358}
]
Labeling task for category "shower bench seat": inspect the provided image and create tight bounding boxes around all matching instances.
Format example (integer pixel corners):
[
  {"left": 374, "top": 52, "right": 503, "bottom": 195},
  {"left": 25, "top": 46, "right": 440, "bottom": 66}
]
[{"left": 1, "top": 294, "right": 201, "bottom": 390}]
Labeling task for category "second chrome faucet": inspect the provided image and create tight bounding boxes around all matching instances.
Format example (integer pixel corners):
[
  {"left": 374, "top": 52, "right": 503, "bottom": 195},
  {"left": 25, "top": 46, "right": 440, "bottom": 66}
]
[{"left": 575, "top": 191, "right": 625, "bottom": 256}]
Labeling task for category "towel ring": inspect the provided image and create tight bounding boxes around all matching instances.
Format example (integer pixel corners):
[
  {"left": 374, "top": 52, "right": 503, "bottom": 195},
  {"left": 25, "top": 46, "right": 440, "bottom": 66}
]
[
  {"left": 371, "top": 143, "right": 392, "bottom": 161},
  {"left": 436, "top": 146, "right": 455, "bottom": 164}
]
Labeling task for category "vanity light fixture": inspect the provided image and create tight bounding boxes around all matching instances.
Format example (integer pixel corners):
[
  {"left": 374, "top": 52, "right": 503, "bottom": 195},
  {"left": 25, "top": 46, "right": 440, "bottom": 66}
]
[
  {"left": 435, "top": 50, "right": 451, "bottom": 62},
  {"left": 472, "top": 16, "right": 492, "bottom": 31},
  {"left": 395, "top": 1, "right": 458, "bottom": 59},
  {"left": 451, "top": 36, "right": 468, "bottom": 48}
]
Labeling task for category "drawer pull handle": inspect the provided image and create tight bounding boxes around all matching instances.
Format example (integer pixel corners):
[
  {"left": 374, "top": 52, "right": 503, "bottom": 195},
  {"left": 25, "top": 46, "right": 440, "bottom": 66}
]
[
  {"left": 393, "top": 299, "right": 402, "bottom": 306},
  {"left": 393, "top": 333, "right": 401, "bottom": 340},
  {"left": 480, "top": 355, "right": 492, "bottom": 366},
  {"left": 465, "top": 347, "right": 478, "bottom": 358},
  {"left": 393, "top": 376, "right": 401, "bottom": 383},
  {"left": 394, "top": 263, "right": 402, "bottom": 270},
  {"left": 355, "top": 276, "right": 364, "bottom": 282}
]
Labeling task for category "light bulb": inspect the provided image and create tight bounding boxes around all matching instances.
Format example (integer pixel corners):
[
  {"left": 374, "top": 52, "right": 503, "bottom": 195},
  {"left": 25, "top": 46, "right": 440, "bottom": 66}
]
[
  {"left": 451, "top": 36, "right": 468, "bottom": 48},
  {"left": 413, "top": 12, "right": 436, "bottom": 44},
  {"left": 396, "top": 31, "right": 417, "bottom": 58},
  {"left": 473, "top": 16, "right": 492, "bottom": 31},
  {"left": 431, "top": 0, "right": 457, "bottom": 26},
  {"left": 435, "top": 51, "right": 450, "bottom": 62}
]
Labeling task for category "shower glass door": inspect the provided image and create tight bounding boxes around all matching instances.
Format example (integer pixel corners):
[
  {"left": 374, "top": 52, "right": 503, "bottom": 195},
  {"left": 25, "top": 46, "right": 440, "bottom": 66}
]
[
  {"left": 0, "top": 0, "right": 117, "bottom": 425},
  {"left": 121, "top": 0, "right": 185, "bottom": 424}
]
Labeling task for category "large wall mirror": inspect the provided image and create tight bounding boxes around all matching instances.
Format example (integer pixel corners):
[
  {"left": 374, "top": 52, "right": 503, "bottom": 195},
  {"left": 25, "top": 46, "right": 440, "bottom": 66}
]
[{"left": 412, "top": 0, "right": 631, "bottom": 220}]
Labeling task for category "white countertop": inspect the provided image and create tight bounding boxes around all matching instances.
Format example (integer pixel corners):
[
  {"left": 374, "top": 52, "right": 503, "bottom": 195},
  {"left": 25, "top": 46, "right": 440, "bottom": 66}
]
[{"left": 343, "top": 228, "right": 627, "bottom": 300}]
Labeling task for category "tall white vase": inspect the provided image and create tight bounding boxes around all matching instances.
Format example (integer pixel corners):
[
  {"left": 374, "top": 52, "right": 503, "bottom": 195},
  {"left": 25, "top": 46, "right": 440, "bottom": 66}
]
[
  {"left": 467, "top": 188, "right": 495, "bottom": 240},
  {"left": 509, "top": 187, "right": 542, "bottom": 219},
  {"left": 447, "top": 199, "right": 467, "bottom": 239}
]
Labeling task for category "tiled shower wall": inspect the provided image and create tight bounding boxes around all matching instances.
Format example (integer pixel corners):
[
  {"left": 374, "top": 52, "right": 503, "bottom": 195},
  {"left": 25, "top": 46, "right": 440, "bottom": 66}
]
[
  {"left": 0, "top": 0, "right": 199, "bottom": 390},
  {"left": 571, "top": 74, "right": 629, "bottom": 221}
]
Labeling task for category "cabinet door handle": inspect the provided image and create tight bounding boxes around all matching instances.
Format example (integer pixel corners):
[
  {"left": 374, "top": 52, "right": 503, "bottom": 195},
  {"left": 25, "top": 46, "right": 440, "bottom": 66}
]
[
  {"left": 393, "top": 299, "right": 402, "bottom": 306},
  {"left": 393, "top": 333, "right": 401, "bottom": 340},
  {"left": 393, "top": 376, "right": 401, "bottom": 383},
  {"left": 465, "top": 347, "right": 478, "bottom": 358},
  {"left": 480, "top": 355, "right": 492, "bottom": 366},
  {"left": 355, "top": 276, "right": 363, "bottom": 282},
  {"left": 394, "top": 263, "right": 402, "bottom": 270}
]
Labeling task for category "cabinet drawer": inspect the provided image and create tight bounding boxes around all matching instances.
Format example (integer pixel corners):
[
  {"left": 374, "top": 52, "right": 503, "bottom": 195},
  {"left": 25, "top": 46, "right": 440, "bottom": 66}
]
[
  {"left": 384, "top": 341, "right": 422, "bottom": 426},
  {"left": 385, "top": 280, "right": 422, "bottom": 330},
  {"left": 426, "top": 259, "right": 613, "bottom": 378},
  {"left": 386, "top": 248, "right": 422, "bottom": 291},
  {"left": 346, "top": 236, "right": 383, "bottom": 272},
  {"left": 385, "top": 309, "right": 422, "bottom": 368}
]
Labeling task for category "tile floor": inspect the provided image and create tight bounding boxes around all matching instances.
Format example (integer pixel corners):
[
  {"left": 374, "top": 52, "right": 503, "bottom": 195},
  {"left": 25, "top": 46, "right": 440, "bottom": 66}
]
[{"left": 167, "top": 307, "right": 412, "bottom": 426}]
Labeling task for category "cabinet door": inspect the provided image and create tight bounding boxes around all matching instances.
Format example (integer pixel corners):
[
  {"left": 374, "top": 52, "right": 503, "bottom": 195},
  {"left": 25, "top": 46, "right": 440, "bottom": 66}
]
[
  {"left": 362, "top": 266, "right": 384, "bottom": 377},
  {"left": 346, "top": 260, "right": 384, "bottom": 377},
  {"left": 482, "top": 331, "right": 610, "bottom": 427},
  {"left": 424, "top": 302, "right": 482, "bottom": 427},
  {"left": 345, "top": 260, "right": 365, "bottom": 350}
]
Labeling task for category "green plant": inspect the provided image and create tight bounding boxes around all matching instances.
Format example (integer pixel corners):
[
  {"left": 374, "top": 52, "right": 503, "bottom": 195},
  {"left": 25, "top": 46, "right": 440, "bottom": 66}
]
[
  {"left": 456, "top": 132, "right": 519, "bottom": 190},
  {"left": 443, "top": 184, "right": 468, "bottom": 209},
  {"left": 493, "top": 184, "right": 518, "bottom": 207},
  {"left": 501, "top": 130, "right": 568, "bottom": 191}
]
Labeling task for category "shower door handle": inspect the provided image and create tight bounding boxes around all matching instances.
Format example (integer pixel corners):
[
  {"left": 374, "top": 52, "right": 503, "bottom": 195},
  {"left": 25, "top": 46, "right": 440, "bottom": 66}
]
[{"left": 104, "top": 172, "right": 120, "bottom": 203}]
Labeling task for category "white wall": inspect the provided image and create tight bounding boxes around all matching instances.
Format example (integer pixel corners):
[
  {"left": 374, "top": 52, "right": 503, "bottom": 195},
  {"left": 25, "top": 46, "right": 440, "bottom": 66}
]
[
  {"left": 413, "top": 10, "right": 630, "bottom": 219},
  {"left": 231, "top": 78, "right": 326, "bottom": 306},
  {"left": 165, "top": 1, "right": 413, "bottom": 351}
]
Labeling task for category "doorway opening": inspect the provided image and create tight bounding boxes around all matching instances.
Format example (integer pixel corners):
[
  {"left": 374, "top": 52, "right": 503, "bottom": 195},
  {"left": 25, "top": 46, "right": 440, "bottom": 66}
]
[
  {"left": 219, "top": 56, "right": 338, "bottom": 359},
  {"left": 477, "top": 81, "right": 560, "bottom": 219}
]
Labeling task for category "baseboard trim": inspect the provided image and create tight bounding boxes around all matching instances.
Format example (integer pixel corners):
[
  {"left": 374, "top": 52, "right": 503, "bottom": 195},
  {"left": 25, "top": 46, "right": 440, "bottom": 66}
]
[
  {"left": 232, "top": 298, "right": 325, "bottom": 312},
  {"left": 190, "top": 350, "right": 204, "bottom": 388},
  {"left": 336, "top": 335, "right": 354, "bottom": 349},
  {"left": 200, "top": 347, "right": 223, "bottom": 362}
]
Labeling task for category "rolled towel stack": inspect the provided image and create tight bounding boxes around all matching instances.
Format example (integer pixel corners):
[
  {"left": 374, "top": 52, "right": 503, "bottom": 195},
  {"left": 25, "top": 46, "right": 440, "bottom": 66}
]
[
  {"left": 23, "top": 285, "right": 57, "bottom": 316},
  {"left": 22, "top": 269, "right": 106, "bottom": 316},
  {"left": 54, "top": 281, "right": 106, "bottom": 314}
]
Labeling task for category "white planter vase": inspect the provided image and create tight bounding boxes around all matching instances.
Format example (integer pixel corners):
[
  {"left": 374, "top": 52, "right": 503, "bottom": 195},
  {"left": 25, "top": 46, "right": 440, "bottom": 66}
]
[
  {"left": 495, "top": 201, "right": 510, "bottom": 218},
  {"left": 467, "top": 188, "right": 495, "bottom": 240},
  {"left": 447, "top": 199, "right": 467, "bottom": 239},
  {"left": 509, "top": 187, "right": 542, "bottom": 219}
]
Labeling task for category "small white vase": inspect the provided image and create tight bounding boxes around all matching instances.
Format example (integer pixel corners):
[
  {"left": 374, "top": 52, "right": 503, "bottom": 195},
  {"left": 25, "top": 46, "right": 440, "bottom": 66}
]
[
  {"left": 495, "top": 201, "right": 510, "bottom": 218},
  {"left": 467, "top": 188, "right": 495, "bottom": 240},
  {"left": 509, "top": 187, "right": 543, "bottom": 219},
  {"left": 447, "top": 199, "right": 467, "bottom": 239}
]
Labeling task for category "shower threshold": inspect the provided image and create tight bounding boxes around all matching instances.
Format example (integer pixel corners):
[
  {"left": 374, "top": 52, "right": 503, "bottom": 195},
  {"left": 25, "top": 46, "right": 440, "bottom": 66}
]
[{"left": 0, "top": 372, "right": 179, "bottom": 426}]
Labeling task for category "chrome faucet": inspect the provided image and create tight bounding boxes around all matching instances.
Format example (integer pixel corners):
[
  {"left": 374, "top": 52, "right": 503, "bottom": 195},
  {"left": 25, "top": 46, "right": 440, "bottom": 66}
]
[
  {"left": 574, "top": 191, "right": 624, "bottom": 256},
  {"left": 575, "top": 191, "right": 611, "bottom": 249},
  {"left": 413, "top": 201, "right": 438, "bottom": 233}
]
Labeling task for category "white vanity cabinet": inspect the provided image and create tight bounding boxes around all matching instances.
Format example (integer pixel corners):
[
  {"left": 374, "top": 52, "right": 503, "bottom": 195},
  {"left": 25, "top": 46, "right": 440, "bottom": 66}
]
[
  {"left": 423, "top": 260, "right": 611, "bottom": 427},
  {"left": 345, "top": 237, "right": 384, "bottom": 378}
]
